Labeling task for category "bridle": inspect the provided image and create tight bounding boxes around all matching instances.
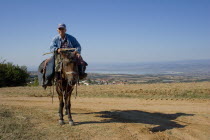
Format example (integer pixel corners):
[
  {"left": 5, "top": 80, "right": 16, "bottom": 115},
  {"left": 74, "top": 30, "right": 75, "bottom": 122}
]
[
  {"left": 65, "top": 71, "right": 78, "bottom": 75},
  {"left": 60, "top": 53, "right": 79, "bottom": 99}
]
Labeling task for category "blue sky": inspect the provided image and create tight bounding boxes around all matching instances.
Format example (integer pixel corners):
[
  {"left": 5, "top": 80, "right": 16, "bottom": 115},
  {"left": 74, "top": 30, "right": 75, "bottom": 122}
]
[{"left": 0, "top": 0, "right": 209, "bottom": 69}]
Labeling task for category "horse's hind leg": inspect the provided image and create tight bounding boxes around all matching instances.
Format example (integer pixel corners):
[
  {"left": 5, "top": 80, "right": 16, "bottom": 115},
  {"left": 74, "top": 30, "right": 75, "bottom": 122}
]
[
  {"left": 64, "top": 105, "right": 67, "bottom": 115},
  {"left": 64, "top": 97, "right": 68, "bottom": 115}
]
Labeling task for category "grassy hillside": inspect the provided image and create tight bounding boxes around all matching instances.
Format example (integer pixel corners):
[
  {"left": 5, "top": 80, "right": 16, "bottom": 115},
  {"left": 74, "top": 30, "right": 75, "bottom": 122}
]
[{"left": 0, "top": 82, "right": 210, "bottom": 99}]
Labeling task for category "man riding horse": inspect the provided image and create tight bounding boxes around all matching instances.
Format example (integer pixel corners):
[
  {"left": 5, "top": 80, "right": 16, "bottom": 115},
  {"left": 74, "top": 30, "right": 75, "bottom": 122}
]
[
  {"left": 50, "top": 23, "right": 87, "bottom": 80},
  {"left": 48, "top": 24, "right": 87, "bottom": 126}
]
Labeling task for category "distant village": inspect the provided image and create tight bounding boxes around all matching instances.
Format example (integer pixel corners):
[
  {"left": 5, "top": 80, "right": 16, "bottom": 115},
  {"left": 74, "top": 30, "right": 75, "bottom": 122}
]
[
  {"left": 79, "top": 79, "right": 127, "bottom": 85},
  {"left": 28, "top": 71, "right": 128, "bottom": 86},
  {"left": 28, "top": 71, "right": 210, "bottom": 86}
]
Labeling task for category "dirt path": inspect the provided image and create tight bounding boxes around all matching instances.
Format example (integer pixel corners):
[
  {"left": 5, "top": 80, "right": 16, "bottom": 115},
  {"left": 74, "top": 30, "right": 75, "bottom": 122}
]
[{"left": 0, "top": 95, "right": 210, "bottom": 140}]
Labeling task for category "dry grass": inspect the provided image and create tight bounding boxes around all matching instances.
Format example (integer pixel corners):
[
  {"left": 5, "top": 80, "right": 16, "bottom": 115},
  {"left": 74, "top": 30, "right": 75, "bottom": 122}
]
[
  {"left": 0, "top": 85, "right": 210, "bottom": 140},
  {"left": 0, "top": 82, "right": 210, "bottom": 99},
  {"left": 78, "top": 82, "right": 210, "bottom": 99},
  {"left": 0, "top": 105, "right": 46, "bottom": 140}
]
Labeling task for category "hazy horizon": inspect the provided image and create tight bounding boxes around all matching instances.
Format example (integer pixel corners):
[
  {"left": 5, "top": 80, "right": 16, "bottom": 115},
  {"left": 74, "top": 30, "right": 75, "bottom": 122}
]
[{"left": 27, "top": 59, "right": 210, "bottom": 75}]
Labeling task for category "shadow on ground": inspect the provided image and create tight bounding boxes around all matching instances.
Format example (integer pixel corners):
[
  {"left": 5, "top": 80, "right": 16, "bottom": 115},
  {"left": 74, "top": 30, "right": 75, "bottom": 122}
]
[{"left": 73, "top": 110, "right": 194, "bottom": 132}]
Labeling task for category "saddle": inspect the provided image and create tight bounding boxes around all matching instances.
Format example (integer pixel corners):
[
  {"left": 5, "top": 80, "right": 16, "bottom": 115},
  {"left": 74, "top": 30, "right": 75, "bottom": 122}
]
[{"left": 38, "top": 54, "right": 88, "bottom": 89}]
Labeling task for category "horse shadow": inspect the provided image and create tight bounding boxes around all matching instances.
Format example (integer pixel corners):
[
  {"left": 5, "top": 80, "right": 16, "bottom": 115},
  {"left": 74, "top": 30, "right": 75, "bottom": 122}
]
[{"left": 72, "top": 110, "right": 194, "bottom": 132}]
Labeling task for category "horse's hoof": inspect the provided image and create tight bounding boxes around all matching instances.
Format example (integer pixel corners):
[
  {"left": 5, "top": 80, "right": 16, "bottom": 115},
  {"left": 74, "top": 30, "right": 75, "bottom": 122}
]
[
  {"left": 69, "top": 121, "right": 74, "bottom": 126},
  {"left": 59, "top": 120, "right": 65, "bottom": 125}
]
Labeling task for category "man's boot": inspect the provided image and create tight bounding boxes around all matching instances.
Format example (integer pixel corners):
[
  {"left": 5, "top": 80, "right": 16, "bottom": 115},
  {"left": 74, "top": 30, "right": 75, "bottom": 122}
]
[{"left": 78, "top": 65, "right": 87, "bottom": 80}]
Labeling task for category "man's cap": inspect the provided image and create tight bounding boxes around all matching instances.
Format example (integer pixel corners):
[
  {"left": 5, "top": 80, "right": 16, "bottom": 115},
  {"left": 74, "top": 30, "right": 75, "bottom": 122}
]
[{"left": 58, "top": 24, "right": 66, "bottom": 29}]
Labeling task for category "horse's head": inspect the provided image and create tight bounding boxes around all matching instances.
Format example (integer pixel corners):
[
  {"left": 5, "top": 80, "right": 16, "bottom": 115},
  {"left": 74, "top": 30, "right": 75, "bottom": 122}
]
[{"left": 60, "top": 51, "right": 78, "bottom": 85}]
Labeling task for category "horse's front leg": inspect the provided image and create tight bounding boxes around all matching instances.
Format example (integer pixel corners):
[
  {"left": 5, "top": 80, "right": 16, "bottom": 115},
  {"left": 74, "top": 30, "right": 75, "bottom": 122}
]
[
  {"left": 65, "top": 87, "right": 74, "bottom": 126},
  {"left": 58, "top": 94, "right": 65, "bottom": 125},
  {"left": 56, "top": 82, "right": 65, "bottom": 125}
]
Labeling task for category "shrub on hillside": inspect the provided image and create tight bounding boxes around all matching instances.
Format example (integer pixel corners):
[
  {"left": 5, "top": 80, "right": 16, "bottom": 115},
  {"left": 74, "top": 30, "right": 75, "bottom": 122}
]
[{"left": 0, "top": 59, "right": 29, "bottom": 87}]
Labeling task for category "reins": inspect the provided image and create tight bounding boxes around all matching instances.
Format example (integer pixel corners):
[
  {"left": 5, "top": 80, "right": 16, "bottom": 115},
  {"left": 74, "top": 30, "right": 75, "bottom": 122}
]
[{"left": 51, "top": 80, "right": 55, "bottom": 104}]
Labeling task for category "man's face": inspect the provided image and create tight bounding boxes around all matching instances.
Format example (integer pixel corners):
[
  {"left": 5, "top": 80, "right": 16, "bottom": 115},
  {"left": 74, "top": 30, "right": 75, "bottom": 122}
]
[{"left": 57, "top": 28, "right": 66, "bottom": 36}]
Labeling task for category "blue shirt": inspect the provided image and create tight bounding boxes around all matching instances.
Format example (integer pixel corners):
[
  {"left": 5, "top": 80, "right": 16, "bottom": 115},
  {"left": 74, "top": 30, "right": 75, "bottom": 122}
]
[{"left": 50, "top": 33, "right": 81, "bottom": 54}]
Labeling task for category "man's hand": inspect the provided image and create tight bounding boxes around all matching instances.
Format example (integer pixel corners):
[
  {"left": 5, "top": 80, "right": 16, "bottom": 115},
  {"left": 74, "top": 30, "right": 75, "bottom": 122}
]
[
  {"left": 74, "top": 51, "right": 81, "bottom": 57},
  {"left": 57, "top": 49, "right": 80, "bottom": 57},
  {"left": 76, "top": 53, "right": 81, "bottom": 57},
  {"left": 57, "top": 48, "right": 61, "bottom": 53}
]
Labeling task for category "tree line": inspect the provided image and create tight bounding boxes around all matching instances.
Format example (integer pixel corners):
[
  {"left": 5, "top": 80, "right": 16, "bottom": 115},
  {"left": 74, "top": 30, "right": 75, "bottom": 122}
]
[{"left": 0, "top": 59, "right": 29, "bottom": 87}]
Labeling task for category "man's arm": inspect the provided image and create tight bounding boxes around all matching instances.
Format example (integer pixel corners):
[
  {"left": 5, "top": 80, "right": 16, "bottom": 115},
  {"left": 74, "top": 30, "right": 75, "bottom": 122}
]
[
  {"left": 71, "top": 37, "right": 81, "bottom": 54},
  {"left": 50, "top": 37, "right": 58, "bottom": 53}
]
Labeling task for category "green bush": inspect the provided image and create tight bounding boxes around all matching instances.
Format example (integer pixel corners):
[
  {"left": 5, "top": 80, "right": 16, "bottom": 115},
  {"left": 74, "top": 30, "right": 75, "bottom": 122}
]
[{"left": 0, "top": 59, "right": 29, "bottom": 87}]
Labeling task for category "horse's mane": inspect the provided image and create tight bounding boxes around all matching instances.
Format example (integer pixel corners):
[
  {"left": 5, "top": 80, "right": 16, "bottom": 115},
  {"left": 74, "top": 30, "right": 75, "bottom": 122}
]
[{"left": 60, "top": 51, "right": 77, "bottom": 62}]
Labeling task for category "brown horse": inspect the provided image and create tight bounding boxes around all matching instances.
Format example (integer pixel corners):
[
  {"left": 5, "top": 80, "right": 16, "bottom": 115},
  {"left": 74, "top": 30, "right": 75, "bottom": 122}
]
[{"left": 55, "top": 51, "right": 79, "bottom": 126}]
